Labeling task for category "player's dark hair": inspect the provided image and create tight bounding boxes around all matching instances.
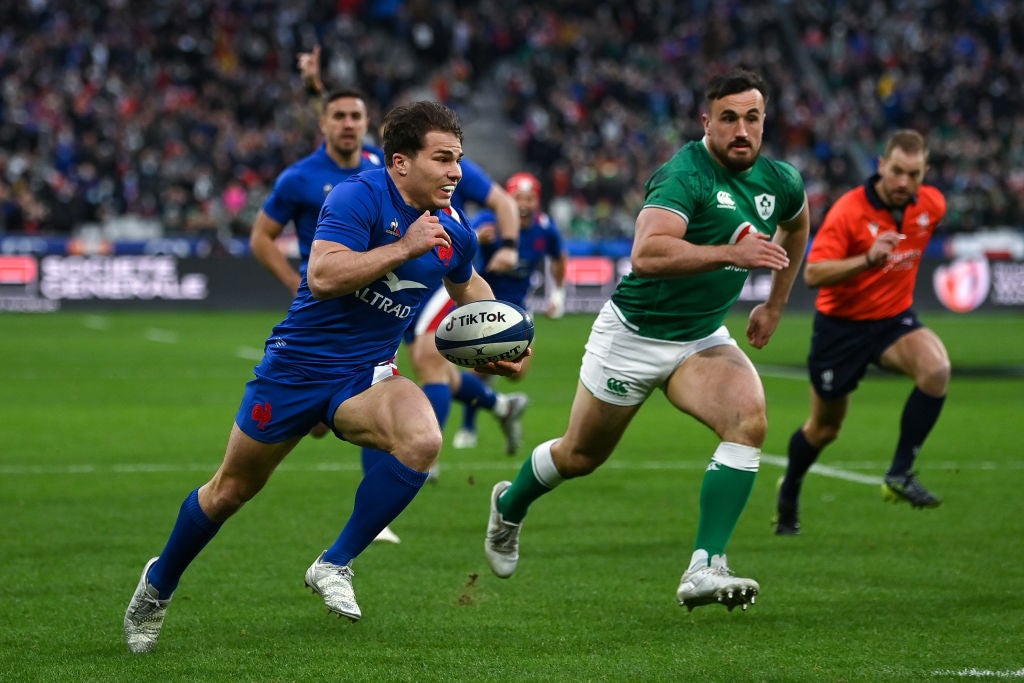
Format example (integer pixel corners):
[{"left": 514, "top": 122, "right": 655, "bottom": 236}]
[
  {"left": 323, "top": 88, "right": 368, "bottom": 108},
  {"left": 883, "top": 129, "right": 929, "bottom": 160},
  {"left": 705, "top": 68, "right": 769, "bottom": 104},
  {"left": 380, "top": 101, "right": 463, "bottom": 167}
]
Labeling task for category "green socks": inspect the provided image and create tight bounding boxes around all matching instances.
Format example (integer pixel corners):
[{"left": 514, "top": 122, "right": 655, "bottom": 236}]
[
  {"left": 498, "top": 439, "right": 563, "bottom": 523},
  {"left": 693, "top": 461, "right": 757, "bottom": 557}
]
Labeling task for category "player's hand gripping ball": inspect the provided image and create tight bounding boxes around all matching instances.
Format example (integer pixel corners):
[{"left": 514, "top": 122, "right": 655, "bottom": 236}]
[{"left": 435, "top": 300, "right": 534, "bottom": 368}]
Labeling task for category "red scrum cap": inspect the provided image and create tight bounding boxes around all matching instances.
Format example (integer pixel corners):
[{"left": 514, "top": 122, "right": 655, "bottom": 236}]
[{"left": 505, "top": 172, "right": 541, "bottom": 198}]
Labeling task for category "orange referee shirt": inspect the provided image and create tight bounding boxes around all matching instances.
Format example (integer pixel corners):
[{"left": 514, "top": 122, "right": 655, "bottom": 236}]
[{"left": 808, "top": 177, "right": 946, "bottom": 320}]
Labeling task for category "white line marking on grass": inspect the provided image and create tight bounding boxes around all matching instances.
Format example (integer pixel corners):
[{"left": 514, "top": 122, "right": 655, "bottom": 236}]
[
  {"left": 2, "top": 456, "right": 1021, "bottom": 478},
  {"left": 931, "top": 670, "right": 1024, "bottom": 679},
  {"left": 82, "top": 315, "right": 110, "bottom": 330},
  {"left": 143, "top": 328, "right": 180, "bottom": 344},
  {"left": 756, "top": 364, "right": 807, "bottom": 381},
  {"left": 760, "top": 453, "right": 883, "bottom": 485},
  {"left": 235, "top": 346, "right": 264, "bottom": 361}
]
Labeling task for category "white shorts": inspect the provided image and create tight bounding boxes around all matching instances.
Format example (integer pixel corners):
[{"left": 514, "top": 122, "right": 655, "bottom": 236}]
[{"left": 579, "top": 301, "right": 737, "bottom": 406}]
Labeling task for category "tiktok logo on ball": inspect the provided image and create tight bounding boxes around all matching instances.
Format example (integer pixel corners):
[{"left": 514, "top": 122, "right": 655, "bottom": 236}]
[{"left": 445, "top": 310, "right": 507, "bottom": 330}]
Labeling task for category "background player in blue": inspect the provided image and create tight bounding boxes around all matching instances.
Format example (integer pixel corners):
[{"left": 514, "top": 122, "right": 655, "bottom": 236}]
[
  {"left": 249, "top": 87, "right": 383, "bottom": 296},
  {"left": 453, "top": 171, "right": 569, "bottom": 450},
  {"left": 123, "top": 101, "right": 528, "bottom": 653}
]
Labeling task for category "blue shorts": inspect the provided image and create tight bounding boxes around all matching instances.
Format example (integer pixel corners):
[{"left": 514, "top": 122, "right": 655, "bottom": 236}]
[
  {"left": 235, "top": 356, "right": 399, "bottom": 443},
  {"left": 807, "top": 309, "right": 923, "bottom": 399}
]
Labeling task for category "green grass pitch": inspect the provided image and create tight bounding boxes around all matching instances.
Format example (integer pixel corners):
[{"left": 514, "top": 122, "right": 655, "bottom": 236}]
[{"left": 2, "top": 309, "right": 1022, "bottom": 681}]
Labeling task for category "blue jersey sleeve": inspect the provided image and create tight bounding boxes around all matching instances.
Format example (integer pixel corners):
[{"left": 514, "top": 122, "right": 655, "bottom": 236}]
[
  {"left": 313, "top": 177, "right": 378, "bottom": 250},
  {"left": 262, "top": 168, "right": 303, "bottom": 226},
  {"left": 470, "top": 208, "right": 497, "bottom": 230}
]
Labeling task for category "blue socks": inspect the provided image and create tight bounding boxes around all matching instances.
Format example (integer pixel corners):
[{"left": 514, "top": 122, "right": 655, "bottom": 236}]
[
  {"left": 454, "top": 371, "right": 495, "bottom": 432},
  {"left": 421, "top": 382, "right": 452, "bottom": 429},
  {"left": 323, "top": 454, "right": 428, "bottom": 565},
  {"left": 343, "top": 381, "right": 447, "bottom": 563},
  {"left": 147, "top": 488, "right": 222, "bottom": 599}
]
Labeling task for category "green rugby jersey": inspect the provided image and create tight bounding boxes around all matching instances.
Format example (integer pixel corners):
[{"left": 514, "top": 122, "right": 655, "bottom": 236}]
[{"left": 610, "top": 139, "right": 805, "bottom": 342}]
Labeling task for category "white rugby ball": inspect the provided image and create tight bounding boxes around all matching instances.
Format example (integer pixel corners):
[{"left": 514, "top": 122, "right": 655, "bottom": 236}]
[{"left": 435, "top": 299, "right": 534, "bottom": 368}]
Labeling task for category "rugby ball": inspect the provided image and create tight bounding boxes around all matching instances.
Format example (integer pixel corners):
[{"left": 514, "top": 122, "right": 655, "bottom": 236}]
[{"left": 435, "top": 300, "right": 534, "bottom": 368}]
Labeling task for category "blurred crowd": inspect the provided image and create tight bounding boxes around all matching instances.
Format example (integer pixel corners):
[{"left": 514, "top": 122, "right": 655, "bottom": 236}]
[
  {"left": 499, "top": 0, "right": 1024, "bottom": 238},
  {"left": 1, "top": 0, "right": 1021, "bottom": 243},
  {"left": 0, "top": 0, "right": 513, "bottom": 240}
]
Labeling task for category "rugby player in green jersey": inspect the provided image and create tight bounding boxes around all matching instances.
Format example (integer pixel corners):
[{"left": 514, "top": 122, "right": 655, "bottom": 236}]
[{"left": 484, "top": 68, "right": 810, "bottom": 612}]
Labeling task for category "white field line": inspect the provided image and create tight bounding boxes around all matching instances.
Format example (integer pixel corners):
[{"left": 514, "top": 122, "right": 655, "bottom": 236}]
[
  {"left": 760, "top": 453, "right": 882, "bottom": 485},
  {"left": 1, "top": 454, "right": 1019, "bottom": 477},
  {"left": 142, "top": 327, "right": 180, "bottom": 344},
  {"left": 930, "top": 670, "right": 1024, "bottom": 679},
  {"left": 235, "top": 346, "right": 264, "bottom": 361},
  {"left": 82, "top": 315, "right": 110, "bottom": 330}
]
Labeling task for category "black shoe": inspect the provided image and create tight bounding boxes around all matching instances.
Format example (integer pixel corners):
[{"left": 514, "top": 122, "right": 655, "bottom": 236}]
[
  {"left": 882, "top": 471, "right": 942, "bottom": 508},
  {"left": 773, "top": 499, "right": 801, "bottom": 536}
]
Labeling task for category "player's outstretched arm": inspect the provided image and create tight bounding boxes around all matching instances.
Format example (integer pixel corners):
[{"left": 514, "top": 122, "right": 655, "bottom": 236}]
[
  {"left": 483, "top": 184, "right": 520, "bottom": 273},
  {"left": 250, "top": 210, "right": 301, "bottom": 295},
  {"left": 746, "top": 199, "right": 810, "bottom": 349}
]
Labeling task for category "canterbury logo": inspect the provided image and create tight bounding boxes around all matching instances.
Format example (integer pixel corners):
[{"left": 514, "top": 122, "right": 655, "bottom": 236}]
[
  {"left": 606, "top": 377, "right": 630, "bottom": 395},
  {"left": 382, "top": 271, "right": 428, "bottom": 292}
]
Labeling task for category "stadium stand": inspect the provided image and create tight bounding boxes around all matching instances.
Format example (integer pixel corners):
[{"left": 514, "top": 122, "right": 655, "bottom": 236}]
[{"left": 0, "top": 1, "right": 1020, "bottom": 244}]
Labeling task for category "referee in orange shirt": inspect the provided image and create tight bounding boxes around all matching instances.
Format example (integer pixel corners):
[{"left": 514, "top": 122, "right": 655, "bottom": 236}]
[{"left": 775, "top": 129, "right": 949, "bottom": 535}]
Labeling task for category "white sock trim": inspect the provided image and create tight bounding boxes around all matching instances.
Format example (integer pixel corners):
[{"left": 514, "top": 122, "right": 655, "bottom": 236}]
[
  {"left": 530, "top": 439, "right": 564, "bottom": 489},
  {"left": 711, "top": 441, "right": 761, "bottom": 472}
]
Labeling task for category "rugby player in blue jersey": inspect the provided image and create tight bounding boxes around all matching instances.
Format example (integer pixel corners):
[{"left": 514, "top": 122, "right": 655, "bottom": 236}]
[
  {"left": 249, "top": 87, "right": 383, "bottom": 296},
  {"left": 124, "top": 101, "right": 528, "bottom": 653}
]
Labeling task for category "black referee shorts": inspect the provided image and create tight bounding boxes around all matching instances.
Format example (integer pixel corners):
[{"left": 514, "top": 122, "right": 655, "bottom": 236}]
[{"left": 807, "top": 309, "right": 924, "bottom": 399}]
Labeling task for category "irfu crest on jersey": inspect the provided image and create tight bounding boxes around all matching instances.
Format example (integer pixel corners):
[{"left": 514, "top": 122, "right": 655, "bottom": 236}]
[{"left": 754, "top": 193, "right": 775, "bottom": 220}]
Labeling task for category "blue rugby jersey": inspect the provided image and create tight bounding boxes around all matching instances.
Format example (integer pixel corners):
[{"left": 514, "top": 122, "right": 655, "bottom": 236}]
[
  {"left": 261, "top": 143, "right": 384, "bottom": 266},
  {"left": 262, "top": 168, "right": 477, "bottom": 377},
  {"left": 471, "top": 208, "right": 566, "bottom": 307}
]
